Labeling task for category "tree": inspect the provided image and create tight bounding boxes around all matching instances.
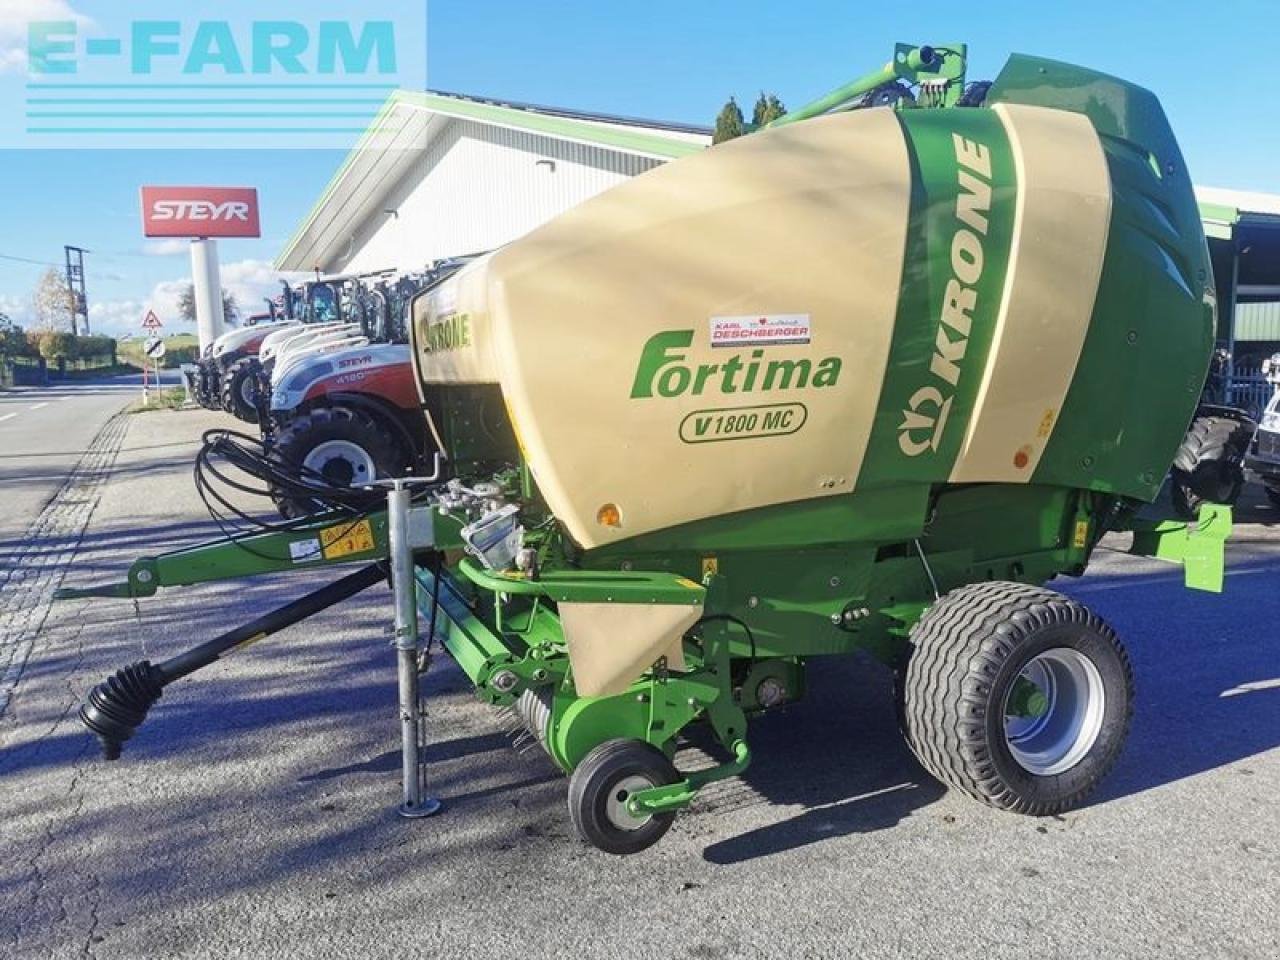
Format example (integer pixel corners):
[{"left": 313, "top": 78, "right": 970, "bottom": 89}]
[
  {"left": 34, "top": 330, "right": 74, "bottom": 364},
  {"left": 751, "top": 92, "right": 787, "bottom": 127},
  {"left": 713, "top": 97, "right": 746, "bottom": 144},
  {"left": 177, "top": 283, "right": 239, "bottom": 325},
  {"left": 0, "top": 312, "right": 28, "bottom": 362},
  {"left": 32, "top": 267, "right": 75, "bottom": 332}
]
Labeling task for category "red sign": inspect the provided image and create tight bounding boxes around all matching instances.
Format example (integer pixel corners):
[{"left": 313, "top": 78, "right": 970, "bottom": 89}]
[
  {"left": 141, "top": 310, "right": 163, "bottom": 330},
  {"left": 140, "top": 186, "right": 261, "bottom": 239}
]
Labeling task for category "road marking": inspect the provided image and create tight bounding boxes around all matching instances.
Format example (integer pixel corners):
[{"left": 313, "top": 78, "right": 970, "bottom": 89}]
[
  {"left": 29, "top": 402, "right": 48, "bottom": 411},
  {"left": 1220, "top": 677, "right": 1280, "bottom": 698},
  {"left": 0, "top": 413, "right": 16, "bottom": 423}
]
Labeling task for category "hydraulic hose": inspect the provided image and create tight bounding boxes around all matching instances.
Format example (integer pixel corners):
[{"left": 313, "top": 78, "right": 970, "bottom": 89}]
[{"left": 80, "top": 562, "right": 387, "bottom": 759}]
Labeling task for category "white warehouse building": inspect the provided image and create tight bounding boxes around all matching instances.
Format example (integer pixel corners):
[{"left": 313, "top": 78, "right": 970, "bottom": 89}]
[{"left": 275, "top": 90, "right": 711, "bottom": 275}]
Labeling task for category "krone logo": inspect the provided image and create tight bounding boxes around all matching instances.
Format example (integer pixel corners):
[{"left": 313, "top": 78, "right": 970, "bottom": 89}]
[
  {"left": 898, "top": 385, "right": 953, "bottom": 456},
  {"left": 423, "top": 312, "right": 471, "bottom": 353},
  {"left": 897, "top": 131, "right": 993, "bottom": 458}
]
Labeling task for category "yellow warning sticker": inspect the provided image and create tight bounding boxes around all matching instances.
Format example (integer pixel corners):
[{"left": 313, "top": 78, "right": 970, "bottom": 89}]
[
  {"left": 1072, "top": 519, "right": 1089, "bottom": 549},
  {"left": 701, "top": 556, "right": 719, "bottom": 578},
  {"left": 321, "top": 518, "right": 377, "bottom": 560}
]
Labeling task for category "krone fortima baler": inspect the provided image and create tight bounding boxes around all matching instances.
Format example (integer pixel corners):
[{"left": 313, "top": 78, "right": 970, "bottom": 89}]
[{"left": 67, "top": 45, "right": 1232, "bottom": 854}]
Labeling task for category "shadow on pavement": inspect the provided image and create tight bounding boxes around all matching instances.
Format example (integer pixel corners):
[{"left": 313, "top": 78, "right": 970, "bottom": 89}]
[
  {"left": 0, "top": 455, "right": 195, "bottom": 488},
  {"left": 299, "top": 731, "right": 515, "bottom": 783},
  {"left": 701, "top": 655, "right": 944, "bottom": 864},
  {"left": 1061, "top": 563, "right": 1280, "bottom": 805}
]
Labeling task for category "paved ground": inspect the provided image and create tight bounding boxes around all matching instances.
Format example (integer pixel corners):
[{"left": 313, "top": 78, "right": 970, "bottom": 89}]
[
  {"left": 0, "top": 373, "right": 182, "bottom": 566},
  {"left": 0, "top": 395, "right": 1277, "bottom": 959}
]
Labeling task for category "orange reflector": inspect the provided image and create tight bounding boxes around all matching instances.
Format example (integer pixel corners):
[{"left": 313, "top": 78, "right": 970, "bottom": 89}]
[
  {"left": 596, "top": 503, "right": 622, "bottom": 528},
  {"left": 1013, "top": 446, "right": 1031, "bottom": 470}
]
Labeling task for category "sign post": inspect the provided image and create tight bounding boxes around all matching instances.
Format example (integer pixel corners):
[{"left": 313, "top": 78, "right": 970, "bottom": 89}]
[
  {"left": 141, "top": 310, "right": 164, "bottom": 405},
  {"left": 190, "top": 238, "right": 223, "bottom": 354}
]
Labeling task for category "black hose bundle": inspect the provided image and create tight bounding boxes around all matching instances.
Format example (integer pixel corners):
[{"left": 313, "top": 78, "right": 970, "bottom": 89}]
[
  {"left": 193, "top": 425, "right": 447, "bottom": 566},
  {"left": 194, "top": 427, "right": 388, "bottom": 530}
]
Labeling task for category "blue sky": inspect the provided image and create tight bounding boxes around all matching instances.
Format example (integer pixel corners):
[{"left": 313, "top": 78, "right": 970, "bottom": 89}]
[{"left": 1, "top": 0, "right": 1277, "bottom": 335}]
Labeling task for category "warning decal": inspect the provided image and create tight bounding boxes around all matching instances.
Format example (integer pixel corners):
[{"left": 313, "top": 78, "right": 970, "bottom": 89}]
[{"left": 320, "top": 519, "right": 377, "bottom": 560}]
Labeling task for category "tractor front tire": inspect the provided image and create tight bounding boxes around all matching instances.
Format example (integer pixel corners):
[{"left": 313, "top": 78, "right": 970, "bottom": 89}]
[
  {"left": 568, "top": 739, "right": 679, "bottom": 855},
  {"left": 270, "top": 405, "right": 410, "bottom": 518},
  {"left": 901, "top": 581, "right": 1133, "bottom": 816},
  {"left": 196, "top": 360, "right": 221, "bottom": 409},
  {"left": 1170, "top": 415, "right": 1251, "bottom": 519},
  {"left": 220, "top": 357, "right": 260, "bottom": 423}
]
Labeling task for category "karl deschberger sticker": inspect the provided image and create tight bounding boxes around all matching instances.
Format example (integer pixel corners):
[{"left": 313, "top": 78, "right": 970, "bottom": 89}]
[{"left": 709, "top": 313, "right": 812, "bottom": 348}]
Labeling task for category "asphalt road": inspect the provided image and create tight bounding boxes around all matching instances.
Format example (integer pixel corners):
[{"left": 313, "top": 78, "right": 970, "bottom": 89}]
[
  {"left": 0, "top": 374, "right": 180, "bottom": 571},
  {"left": 0, "top": 404, "right": 1277, "bottom": 959}
]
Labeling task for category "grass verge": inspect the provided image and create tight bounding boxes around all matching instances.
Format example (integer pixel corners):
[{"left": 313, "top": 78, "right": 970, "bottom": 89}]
[{"left": 127, "top": 387, "right": 188, "bottom": 413}]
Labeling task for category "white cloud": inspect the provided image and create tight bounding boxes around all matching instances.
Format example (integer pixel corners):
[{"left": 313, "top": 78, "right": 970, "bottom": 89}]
[
  {"left": 0, "top": 294, "right": 36, "bottom": 327},
  {"left": 0, "top": 1, "right": 93, "bottom": 75},
  {"left": 87, "top": 298, "right": 145, "bottom": 335},
  {"left": 221, "top": 259, "right": 304, "bottom": 319},
  {"left": 85, "top": 259, "right": 305, "bottom": 337},
  {"left": 142, "top": 239, "right": 191, "bottom": 257},
  {"left": 5, "top": 260, "right": 305, "bottom": 336}
]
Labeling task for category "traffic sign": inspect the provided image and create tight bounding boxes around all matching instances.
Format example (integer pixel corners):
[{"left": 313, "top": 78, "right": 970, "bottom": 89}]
[
  {"left": 141, "top": 309, "right": 163, "bottom": 330},
  {"left": 144, "top": 336, "right": 167, "bottom": 360}
]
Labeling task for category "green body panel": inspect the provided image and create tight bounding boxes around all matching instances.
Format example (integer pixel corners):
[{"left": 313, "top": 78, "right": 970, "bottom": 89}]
[
  {"left": 416, "top": 565, "right": 525, "bottom": 692},
  {"left": 1128, "top": 503, "right": 1231, "bottom": 593},
  {"left": 456, "top": 558, "right": 705, "bottom": 605},
  {"left": 854, "top": 108, "right": 1017, "bottom": 490},
  {"left": 988, "top": 56, "right": 1216, "bottom": 501},
  {"left": 599, "top": 484, "right": 930, "bottom": 555}
]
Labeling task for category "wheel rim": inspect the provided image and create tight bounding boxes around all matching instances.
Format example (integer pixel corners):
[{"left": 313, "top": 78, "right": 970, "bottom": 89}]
[
  {"left": 1003, "top": 647, "right": 1106, "bottom": 776},
  {"left": 301, "top": 440, "right": 376, "bottom": 486},
  {"left": 239, "top": 375, "right": 256, "bottom": 407},
  {"left": 604, "top": 774, "right": 655, "bottom": 831}
]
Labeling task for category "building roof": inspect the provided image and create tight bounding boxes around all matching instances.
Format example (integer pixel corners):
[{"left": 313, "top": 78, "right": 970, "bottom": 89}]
[
  {"left": 1196, "top": 186, "right": 1280, "bottom": 297},
  {"left": 275, "top": 89, "right": 711, "bottom": 271},
  {"left": 425, "top": 88, "right": 713, "bottom": 139},
  {"left": 279, "top": 94, "right": 1280, "bottom": 275},
  {"left": 1197, "top": 185, "right": 1280, "bottom": 238}
]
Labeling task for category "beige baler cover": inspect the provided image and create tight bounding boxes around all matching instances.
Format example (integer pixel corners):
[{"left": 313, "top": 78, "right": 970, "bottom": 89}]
[{"left": 415, "top": 109, "right": 913, "bottom": 549}]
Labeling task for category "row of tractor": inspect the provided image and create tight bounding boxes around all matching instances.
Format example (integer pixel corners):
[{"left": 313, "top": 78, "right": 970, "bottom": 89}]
[{"left": 189, "top": 262, "right": 471, "bottom": 517}]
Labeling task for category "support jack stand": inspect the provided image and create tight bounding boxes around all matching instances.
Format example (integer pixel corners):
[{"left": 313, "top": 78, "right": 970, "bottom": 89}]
[{"left": 387, "top": 477, "right": 443, "bottom": 819}]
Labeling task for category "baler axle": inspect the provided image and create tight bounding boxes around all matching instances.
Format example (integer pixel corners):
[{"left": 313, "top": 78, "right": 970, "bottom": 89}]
[{"left": 626, "top": 739, "right": 752, "bottom": 816}]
